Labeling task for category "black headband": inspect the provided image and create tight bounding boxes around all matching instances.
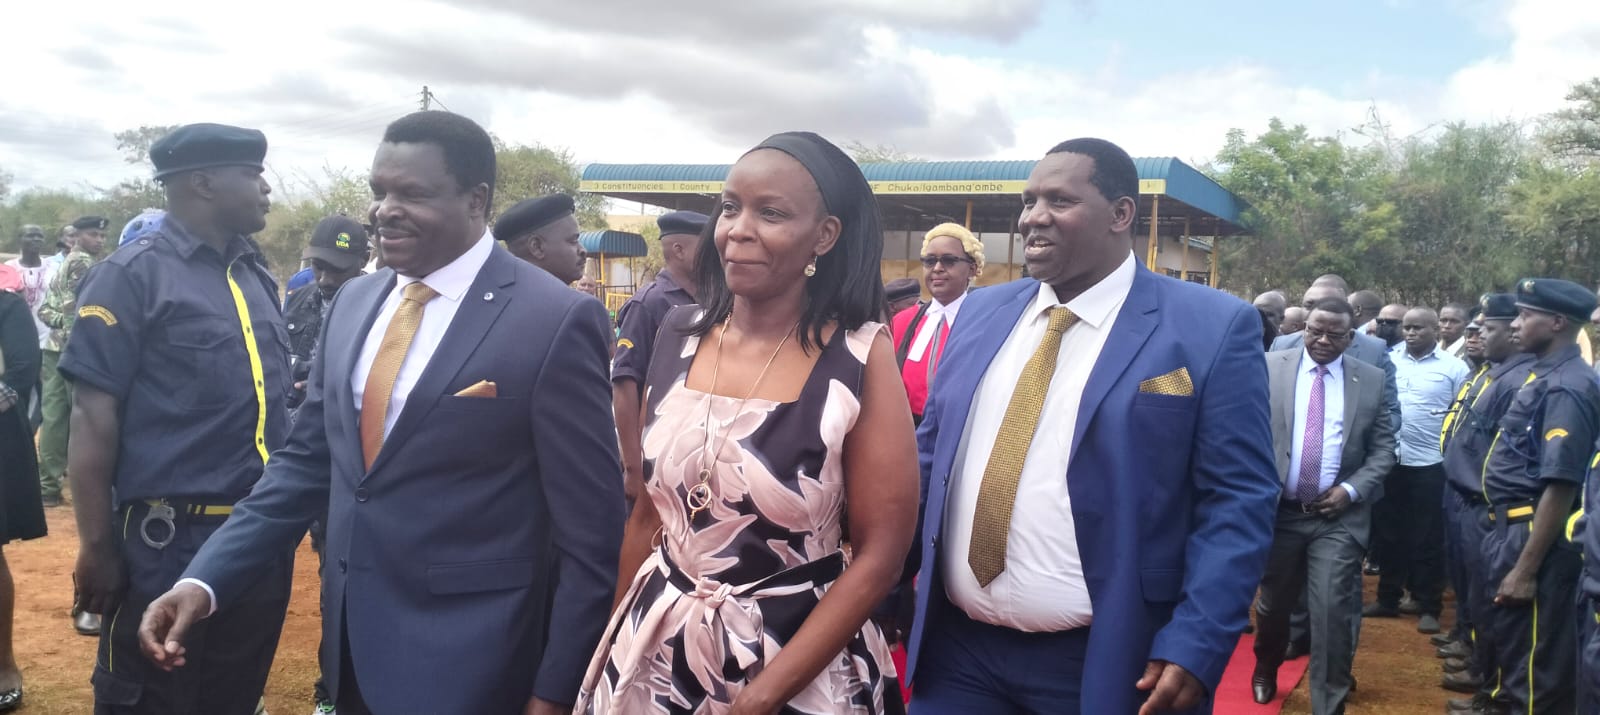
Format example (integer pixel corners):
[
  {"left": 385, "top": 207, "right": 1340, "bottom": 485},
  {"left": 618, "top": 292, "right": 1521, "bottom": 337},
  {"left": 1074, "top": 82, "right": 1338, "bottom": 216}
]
[{"left": 749, "top": 131, "right": 860, "bottom": 217}]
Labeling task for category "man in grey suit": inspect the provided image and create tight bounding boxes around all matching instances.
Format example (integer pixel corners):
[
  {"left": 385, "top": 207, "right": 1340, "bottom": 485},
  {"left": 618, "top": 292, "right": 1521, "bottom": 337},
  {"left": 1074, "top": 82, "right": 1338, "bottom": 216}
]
[
  {"left": 1252, "top": 298, "right": 1396, "bottom": 714},
  {"left": 1271, "top": 282, "right": 1401, "bottom": 434},
  {"left": 136, "top": 111, "right": 625, "bottom": 714}
]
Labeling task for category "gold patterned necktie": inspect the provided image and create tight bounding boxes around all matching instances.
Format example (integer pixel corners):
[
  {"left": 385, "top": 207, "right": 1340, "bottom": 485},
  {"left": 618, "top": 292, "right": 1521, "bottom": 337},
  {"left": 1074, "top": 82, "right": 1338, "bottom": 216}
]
[
  {"left": 360, "top": 281, "right": 438, "bottom": 470},
  {"left": 969, "top": 306, "right": 1079, "bottom": 587}
]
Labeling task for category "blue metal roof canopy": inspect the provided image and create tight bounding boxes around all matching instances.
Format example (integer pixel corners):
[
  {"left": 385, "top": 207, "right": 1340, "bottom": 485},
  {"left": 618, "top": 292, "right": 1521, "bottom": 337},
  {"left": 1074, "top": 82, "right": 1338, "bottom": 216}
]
[
  {"left": 581, "top": 158, "right": 1246, "bottom": 234},
  {"left": 579, "top": 230, "right": 648, "bottom": 257}
]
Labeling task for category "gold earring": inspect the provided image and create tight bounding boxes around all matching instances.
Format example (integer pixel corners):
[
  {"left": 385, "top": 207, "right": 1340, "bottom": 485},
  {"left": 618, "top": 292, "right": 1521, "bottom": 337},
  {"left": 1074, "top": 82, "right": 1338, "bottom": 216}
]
[{"left": 804, "top": 256, "right": 818, "bottom": 277}]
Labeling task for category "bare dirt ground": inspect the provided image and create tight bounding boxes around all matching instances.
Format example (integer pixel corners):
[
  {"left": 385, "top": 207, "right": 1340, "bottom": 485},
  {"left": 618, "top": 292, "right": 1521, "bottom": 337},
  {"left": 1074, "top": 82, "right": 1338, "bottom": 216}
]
[{"left": 7, "top": 506, "right": 1462, "bottom": 714}]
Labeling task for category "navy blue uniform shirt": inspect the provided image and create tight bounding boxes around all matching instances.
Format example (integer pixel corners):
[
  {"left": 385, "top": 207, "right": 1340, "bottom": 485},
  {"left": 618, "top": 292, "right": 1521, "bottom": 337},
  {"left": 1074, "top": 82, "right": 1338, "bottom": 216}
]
[
  {"left": 58, "top": 217, "right": 290, "bottom": 505},
  {"left": 1481, "top": 344, "right": 1600, "bottom": 505},
  {"left": 1443, "top": 353, "right": 1538, "bottom": 497},
  {"left": 611, "top": 269, "right": 693, "bottom": 385}
]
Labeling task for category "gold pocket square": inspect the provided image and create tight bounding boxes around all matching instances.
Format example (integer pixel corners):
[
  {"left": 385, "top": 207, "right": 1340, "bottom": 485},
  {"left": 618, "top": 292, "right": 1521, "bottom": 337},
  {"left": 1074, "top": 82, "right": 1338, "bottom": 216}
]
[
  {"left": 453, "top": 380, "right": 498, "bottom": 398},
  {"left": 1139, "top": 367, "right": 1193, "bottom": 397}
]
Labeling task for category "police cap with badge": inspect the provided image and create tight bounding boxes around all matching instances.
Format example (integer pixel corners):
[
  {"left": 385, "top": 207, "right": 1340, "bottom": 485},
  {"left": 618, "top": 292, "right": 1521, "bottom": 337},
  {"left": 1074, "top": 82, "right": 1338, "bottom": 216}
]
[
  {"left": 493, "top": 194, "right": 574, "bottom": 242},
  {"left": 72, "top": 215, "right": 109, "bottom": 231},
  {"left": 1515, "top": 278, "right": 1597, "bottom": 323},
  {"left": 149, "top": 123, "right": 268, "bottom": 181},
  {"left": 1479, "top": 292, "right": 1519, "bottom": 321}
]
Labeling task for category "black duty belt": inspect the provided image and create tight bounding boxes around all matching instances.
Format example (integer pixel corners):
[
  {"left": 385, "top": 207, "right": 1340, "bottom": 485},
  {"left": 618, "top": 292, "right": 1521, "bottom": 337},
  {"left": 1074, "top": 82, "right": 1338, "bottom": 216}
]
[
  {"left": 1487, "top": 500, "right": 1536, "bottom": 525},
  {"left": 125, "top": 498, "right": 237, "bottom": 549}
]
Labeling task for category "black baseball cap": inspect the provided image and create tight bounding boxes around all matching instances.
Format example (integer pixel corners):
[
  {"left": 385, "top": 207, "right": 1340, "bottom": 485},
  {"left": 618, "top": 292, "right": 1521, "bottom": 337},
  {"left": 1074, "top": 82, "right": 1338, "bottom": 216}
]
[{"left": 302, "top": 216, "right": 370, "bottom": 271}]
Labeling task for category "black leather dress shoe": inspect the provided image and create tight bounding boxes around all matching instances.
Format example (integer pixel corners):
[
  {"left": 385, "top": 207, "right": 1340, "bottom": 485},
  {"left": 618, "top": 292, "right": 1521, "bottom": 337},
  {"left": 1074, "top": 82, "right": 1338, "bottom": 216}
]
[
  {"left": 1442, "top": 656, "right": 1470, "bottom": 673},
  {"left": 1284, "top": 639, "right": 1311, "bottom": 660},
  {"left": 1252, "top": 673, "right": 1277, "bottom": 704},
  {"left": 1431, "top": 632, "right": 1457, "bottom": 647},
  {"left": 1438, "top": 640, "right": 1472, "bottom": 659}
]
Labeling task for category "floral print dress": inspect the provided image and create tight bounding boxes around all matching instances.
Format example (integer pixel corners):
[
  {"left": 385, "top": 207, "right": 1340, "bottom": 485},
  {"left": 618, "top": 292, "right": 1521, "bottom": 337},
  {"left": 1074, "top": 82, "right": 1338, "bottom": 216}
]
[{"left": 577, "top": 308, "right": 899, "bottom": 714}]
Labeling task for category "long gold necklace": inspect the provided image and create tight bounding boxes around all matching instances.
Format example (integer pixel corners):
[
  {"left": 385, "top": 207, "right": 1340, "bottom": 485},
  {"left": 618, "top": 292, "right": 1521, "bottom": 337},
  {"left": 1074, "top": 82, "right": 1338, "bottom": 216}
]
[{"left": 686, "top": 313, "right": 797, "bottom": 519}]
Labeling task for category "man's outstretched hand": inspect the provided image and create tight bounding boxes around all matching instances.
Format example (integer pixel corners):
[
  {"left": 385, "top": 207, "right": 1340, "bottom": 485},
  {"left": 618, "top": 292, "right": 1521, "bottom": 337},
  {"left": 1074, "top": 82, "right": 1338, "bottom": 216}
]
[{"left": 137, "top": 582, "right": 212, "bottom": 671}]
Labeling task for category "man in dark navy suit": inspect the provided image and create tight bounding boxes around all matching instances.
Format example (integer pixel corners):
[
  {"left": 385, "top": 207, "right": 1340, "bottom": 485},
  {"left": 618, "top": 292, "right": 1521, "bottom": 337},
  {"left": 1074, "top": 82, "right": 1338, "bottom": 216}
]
[{"left": 137, "top": 111, "right": 625, "bottom": 715}]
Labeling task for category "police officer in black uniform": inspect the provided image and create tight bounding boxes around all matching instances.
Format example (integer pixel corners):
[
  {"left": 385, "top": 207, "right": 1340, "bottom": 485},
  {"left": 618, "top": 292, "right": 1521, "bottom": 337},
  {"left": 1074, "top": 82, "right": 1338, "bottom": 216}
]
[
  {"left": 1474, "top": 279, "right": 1600, "bottom": 715},
  {"left": 1440, "top": 294, "right": 1538, "bottom": 713},
  {"left": 60, "top": 124, "right": 293, "bottom": 714},
  {"left": 283, "top": 215, "right": 370, "bottom": 410},
  {"left": 612, "top": 210, "right": 706, "bottom": 508}
]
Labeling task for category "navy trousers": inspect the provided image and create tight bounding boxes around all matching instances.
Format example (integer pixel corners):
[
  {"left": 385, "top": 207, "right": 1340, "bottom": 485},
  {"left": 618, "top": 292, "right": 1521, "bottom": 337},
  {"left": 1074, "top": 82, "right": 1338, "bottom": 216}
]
[
  {"left": 1479, "top": 509, "right": 1579, "bottom": 715},
  {"left": 911, "top": 590, "right": 1089, "bottom": 715},
  {"left": 91, "top": 501, "right": 292, "bottom": 715}
]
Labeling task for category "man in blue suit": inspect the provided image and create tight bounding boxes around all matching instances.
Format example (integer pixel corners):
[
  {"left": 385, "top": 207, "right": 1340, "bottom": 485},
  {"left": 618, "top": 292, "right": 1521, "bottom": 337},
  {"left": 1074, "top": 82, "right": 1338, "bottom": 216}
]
[
  {"left": 136, "top": 111, "right": 625, "bottom": 714},
  {"left": 905, "top": 138, "right": 1281, "bottom": 714}
]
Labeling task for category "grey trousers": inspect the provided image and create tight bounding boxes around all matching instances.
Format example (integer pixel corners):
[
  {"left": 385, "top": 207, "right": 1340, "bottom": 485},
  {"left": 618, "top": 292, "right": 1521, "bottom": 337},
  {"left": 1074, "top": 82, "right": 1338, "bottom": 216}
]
[{"left": 1255, "top": 506, "right": 1366, "bottom": 715}]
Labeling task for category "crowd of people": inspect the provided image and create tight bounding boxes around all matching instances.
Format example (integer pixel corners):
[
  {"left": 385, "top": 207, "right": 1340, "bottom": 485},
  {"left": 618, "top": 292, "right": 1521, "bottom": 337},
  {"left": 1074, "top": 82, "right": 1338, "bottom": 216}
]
[{"left": 0, "top": 112, "right": 1598, "bottom": 715}]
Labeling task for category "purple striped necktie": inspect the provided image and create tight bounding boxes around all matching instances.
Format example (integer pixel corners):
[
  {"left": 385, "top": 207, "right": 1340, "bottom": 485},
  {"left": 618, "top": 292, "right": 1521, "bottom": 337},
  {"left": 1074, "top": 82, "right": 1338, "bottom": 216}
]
[{"left": 1297, "top": 365, "right": 1329, "bottom": 504}]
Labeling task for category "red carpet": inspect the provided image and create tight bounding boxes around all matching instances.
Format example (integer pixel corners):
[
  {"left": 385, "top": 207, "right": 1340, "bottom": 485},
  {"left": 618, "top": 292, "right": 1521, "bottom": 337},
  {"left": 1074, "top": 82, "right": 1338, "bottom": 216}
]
[{"left": 1212, "top": 634, "right": 1310, "bottom": 714}]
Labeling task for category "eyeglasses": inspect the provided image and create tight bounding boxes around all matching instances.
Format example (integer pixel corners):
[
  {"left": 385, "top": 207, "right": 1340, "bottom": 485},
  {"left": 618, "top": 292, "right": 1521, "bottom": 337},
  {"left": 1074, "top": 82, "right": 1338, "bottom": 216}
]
[
  {"left": 920, "top": 254, "right": 973, "bottom": 269},
  {"left": 1304, "top": 328, "right": 1351, "bottom": 343},
  {"left": 1374, "top": 318, "right": 1401, "bottom": 327}
]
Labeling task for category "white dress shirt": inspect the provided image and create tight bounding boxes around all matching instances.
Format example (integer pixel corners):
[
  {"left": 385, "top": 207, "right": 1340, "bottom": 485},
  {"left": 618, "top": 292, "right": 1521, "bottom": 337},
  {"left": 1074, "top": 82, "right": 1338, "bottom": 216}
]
[
  {"left": 350, "top": 230, "right": 494, "bottom": 438},
  {"left": 941, "top": 251, "right": 1136, "bottom": 632},
  {"left": 1287, "top": 352, "right": 1358, "bottom": 501},
  {"left": 907, "top": 291, "right": 967, "bottom": 362},
  {"left": 182, "top": 229, "right": 495, "bottom": 613}
]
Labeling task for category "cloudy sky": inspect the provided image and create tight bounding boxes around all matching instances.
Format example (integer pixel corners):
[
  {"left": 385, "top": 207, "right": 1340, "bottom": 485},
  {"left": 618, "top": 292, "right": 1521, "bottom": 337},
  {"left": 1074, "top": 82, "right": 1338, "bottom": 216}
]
[{"left": 4, "top": 0, "right": 1598, "bottom": 195}]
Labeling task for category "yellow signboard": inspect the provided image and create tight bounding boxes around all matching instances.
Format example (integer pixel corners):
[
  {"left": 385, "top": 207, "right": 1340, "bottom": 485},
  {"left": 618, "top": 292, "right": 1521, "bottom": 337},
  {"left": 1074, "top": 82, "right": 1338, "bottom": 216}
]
[
  {"left": 1139, "top": 179, "right": 1167, "bottom": 195},
  {"left": 868, "top": 180, "right": 1027, "bottom": 194}
]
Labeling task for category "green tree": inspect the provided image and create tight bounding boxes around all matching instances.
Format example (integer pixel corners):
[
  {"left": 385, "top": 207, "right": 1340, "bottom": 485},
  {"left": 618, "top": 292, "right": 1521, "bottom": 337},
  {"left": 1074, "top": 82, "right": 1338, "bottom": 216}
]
[
  {"left": 114, "top": 125, "right": 181, "bottom": 165},
  {"left": 1542, "top": 78, "right": 1600, "bottom": 161},
  {"left": 1209, "top": 119, "right": 1399, "bottom": 297},
  {"left": 254, "top": 167, "right": 372, "bottom": 282},
  {"left": 491, "top": 138, "right": 606, "bottom": 230},
  {"left": 846, "top": 141, "right": 923, "bottom": 164},
  {"left": 1381, "top": 122, "right": 1530, "bottom": 305}
]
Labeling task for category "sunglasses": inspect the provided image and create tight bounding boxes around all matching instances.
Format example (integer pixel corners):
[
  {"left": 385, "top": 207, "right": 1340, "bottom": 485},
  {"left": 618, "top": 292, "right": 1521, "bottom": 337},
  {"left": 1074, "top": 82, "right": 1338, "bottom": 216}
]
[
  {"left": 920, "top": 254, "right": 974, "bottom": 269},
  {"left": 1374, "top": 318, "right": 1401, "bottom": 327}
]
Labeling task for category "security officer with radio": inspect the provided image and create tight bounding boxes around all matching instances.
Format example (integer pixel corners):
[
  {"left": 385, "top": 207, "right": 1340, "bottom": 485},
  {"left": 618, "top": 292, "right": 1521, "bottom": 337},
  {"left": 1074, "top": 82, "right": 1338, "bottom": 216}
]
[
  {"left": 1474, "top": 278, "right": 1600, "bottom": 715},
  {"left": 58, "top": 123, "right": 292, "bottom": 714}
]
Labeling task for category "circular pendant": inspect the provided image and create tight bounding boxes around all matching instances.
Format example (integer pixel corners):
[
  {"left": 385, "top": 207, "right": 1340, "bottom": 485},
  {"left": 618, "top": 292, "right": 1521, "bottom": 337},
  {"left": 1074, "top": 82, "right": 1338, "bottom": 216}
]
[{"left": 686, "top": 479, "right": 713, "bottom": 517}]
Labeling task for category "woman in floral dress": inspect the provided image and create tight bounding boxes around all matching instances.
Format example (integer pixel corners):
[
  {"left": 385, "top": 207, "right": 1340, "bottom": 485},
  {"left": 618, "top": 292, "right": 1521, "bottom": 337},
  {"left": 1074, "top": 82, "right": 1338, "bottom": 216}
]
[{"left": 577, "top": 132, "right": 919, "bottom": 714}]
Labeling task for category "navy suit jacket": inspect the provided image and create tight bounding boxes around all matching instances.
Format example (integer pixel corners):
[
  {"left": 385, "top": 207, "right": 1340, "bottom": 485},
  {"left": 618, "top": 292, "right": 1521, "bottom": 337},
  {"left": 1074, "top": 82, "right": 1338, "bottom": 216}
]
[
  {"left": 184, "top": 246, "right": 625, "bottom": 713},
  {"left": 905, "top": 269, "right": 1280, "bottom": 713}
]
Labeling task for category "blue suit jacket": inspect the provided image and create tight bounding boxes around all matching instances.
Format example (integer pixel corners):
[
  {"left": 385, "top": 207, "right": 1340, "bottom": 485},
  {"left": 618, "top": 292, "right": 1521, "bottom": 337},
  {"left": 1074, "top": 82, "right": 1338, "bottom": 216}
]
[
  {"left": 184, "top": 247, "right": 625, "bottom": 713},
  {"left": 905, "top": 269, "right": 1280, "bottom": 713}
]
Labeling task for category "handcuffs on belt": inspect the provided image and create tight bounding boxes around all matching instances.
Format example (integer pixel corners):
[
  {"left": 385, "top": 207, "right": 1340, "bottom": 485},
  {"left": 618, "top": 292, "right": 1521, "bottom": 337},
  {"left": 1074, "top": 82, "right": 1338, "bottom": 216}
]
[{"left": 140, "top": 500, "right": 177, "bottom": 550}]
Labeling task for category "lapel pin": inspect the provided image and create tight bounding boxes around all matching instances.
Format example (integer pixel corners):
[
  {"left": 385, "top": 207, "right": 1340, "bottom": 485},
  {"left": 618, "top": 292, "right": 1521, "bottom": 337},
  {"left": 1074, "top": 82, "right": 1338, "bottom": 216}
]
[{"left": 483, "top": 291, "right": 494, "bottom": 301}]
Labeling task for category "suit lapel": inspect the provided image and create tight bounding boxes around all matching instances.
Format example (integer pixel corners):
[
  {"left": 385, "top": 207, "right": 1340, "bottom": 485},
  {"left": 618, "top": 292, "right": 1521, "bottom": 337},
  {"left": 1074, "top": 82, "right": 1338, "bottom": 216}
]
[
  {"left": 1341, "top": 359, "right": 1361, "bottom": 439},
  {"left": 365, "top": 249, "right": 517, "bottom": 478},
  {"left": 1069, "top": 267, "right": 1159, "bottom": 460},
  {"left": 936, "top": 281, "right": 1037, "bottom": 462},
  {"left": 1271, "top": 351, "right": 1298, "bottom": 463}
]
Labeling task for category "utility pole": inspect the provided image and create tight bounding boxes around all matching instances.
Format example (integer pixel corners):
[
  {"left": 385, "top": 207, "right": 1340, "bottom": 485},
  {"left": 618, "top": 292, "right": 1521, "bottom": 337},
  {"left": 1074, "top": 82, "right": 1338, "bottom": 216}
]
[{"left": 420, "top": 85, "right": 433, "bottom": 111}]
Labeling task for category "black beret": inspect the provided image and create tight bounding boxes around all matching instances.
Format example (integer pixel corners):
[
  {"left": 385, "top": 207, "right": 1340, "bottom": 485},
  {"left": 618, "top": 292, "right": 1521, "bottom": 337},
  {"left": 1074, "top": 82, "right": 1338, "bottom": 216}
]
[
  {"left": 150, "top": 123, "right": 268, "bottom": 180},
  {"left": 1515, "top": 278, "right": 1597, "bottom": 323},
  {"left": 1478, "top": 293, "right": 1518, "bottom": 321},
  {"left": 71, "top": 215, "right": 108, "bottom": 231},
  {"left": 493, "top": 194, "right": 575, "bottom": 241},
  {"left": 657, "top": 210, "right": 709, "bottom": 238},
  {"left": 884, "top": 278, "right": 921, "bottom": 303}
]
